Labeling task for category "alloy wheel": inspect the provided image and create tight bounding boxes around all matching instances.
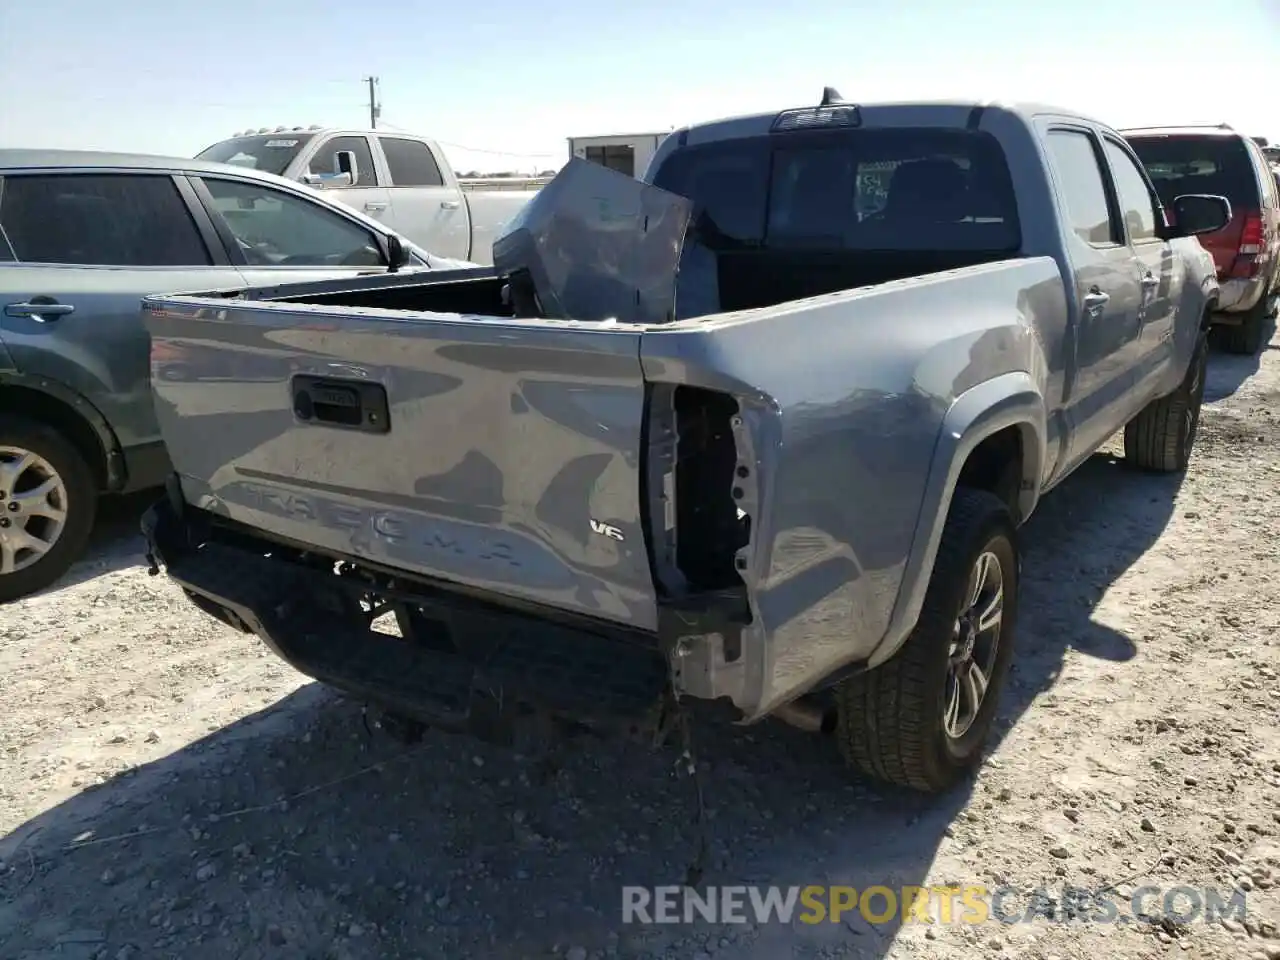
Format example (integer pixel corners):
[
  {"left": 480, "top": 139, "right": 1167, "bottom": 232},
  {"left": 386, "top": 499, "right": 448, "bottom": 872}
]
[
  {"left": 0, "top": 446, "right": 70, "bottom": 576},
  {"left": 944, "top": 549, "right": 1004, "bottom": 740}
]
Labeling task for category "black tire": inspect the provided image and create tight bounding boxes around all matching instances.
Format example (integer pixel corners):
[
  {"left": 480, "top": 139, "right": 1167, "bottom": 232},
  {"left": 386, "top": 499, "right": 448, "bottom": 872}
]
[
  {"left": 158, "top": 363, "right": 194, "bottom": 382},
  {"left": 1215, "top": 291, "right": 1269, "bottom": 355},
  {"left": 0, "top": 416, "right": 98, "bottom": 603},
  {"left": 834, "top": 488, "right": 1018, "bottom": 792},
  {"left": 1123, "top": 331, "right": 1208, "bottom": 473}
]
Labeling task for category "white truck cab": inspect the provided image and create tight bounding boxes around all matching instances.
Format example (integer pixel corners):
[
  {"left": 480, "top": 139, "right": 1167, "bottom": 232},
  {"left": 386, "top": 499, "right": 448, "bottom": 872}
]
[{"left": 196, "top": 127, "right": 536, "bottom": 265}]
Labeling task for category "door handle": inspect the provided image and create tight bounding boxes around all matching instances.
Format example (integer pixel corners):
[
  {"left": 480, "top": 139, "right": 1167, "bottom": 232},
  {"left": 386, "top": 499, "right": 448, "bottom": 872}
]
[
  {"left": 5, "top": 301, "right": 75, "bottom": 321},
  {"left": 364, "top": 201, "right": 388, "bottom": 212},
  {"left": 440, "top": 200, "right": 460, "bottom": 210}
]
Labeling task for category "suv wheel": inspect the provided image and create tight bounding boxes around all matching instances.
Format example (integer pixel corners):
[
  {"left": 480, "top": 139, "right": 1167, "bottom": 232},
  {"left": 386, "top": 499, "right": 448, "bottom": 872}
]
[
  {"left": 834, "top": 488, "right": 1018, "bottom": 792},
  {"left": 0, "top": 416, "right": 97, "bottom": 602},
  {"left": 1216, "top": 288, "right": 1272, "bottom": 355}
]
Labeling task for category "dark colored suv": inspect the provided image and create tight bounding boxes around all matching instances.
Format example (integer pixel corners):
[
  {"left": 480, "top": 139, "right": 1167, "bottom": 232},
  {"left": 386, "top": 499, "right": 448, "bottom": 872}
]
[{"left": 1123, "top": 124, "right": 1279, "bottom": 354}]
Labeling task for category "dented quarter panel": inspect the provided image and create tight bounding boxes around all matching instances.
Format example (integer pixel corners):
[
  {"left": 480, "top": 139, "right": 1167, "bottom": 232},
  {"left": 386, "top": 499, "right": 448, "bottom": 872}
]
[{"left": 640, "top": 256, "right": 1064, "bottom": 718}]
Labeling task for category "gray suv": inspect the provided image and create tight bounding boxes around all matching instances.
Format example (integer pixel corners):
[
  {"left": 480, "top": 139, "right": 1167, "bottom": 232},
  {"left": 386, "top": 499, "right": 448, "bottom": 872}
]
[{"left": 0, "top": 150, "right": 468, "bottom": 601}]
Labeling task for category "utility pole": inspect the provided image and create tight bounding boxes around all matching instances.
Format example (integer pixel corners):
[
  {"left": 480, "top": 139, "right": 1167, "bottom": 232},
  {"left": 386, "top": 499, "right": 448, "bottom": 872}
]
[{"left": 363, "top": 76, "right": 380, "bottom": 129}]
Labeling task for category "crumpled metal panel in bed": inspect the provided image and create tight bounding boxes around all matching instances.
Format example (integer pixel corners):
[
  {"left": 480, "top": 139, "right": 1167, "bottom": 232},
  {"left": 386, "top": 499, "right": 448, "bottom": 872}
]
[{"left": 491, "top": 157, "right": 692, "bottom": 325}]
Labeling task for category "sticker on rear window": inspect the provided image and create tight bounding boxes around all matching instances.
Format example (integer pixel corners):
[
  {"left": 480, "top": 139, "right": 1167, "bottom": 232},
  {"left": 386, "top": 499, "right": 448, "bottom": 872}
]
[{"left": 264, "top": 139, "right": 299, "bottom": 148}]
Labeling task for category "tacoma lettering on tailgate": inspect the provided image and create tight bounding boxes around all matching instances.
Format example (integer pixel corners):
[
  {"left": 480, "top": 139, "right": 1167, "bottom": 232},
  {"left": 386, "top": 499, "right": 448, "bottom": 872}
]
[{"left": 236, "top": 483, "right": 521, "bottom": 568}]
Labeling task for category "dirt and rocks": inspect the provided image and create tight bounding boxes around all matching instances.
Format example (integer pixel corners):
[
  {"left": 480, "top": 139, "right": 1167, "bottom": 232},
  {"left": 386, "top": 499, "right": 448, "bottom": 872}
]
[{"left": 1, "top": 331, "right": 1278, "bottom": 960}]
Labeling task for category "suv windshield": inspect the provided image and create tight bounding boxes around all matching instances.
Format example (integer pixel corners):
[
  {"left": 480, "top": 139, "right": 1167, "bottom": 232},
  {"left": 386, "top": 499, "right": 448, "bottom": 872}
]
[
  {"left": 651, "top": 126, "right": 1021, "bottom": 313},
  {"left": 196, "top": 134, "right": 317, "bottom": 175},
  {"left": 1126, "top": 134, "right": 1258, "bottom": 210}
]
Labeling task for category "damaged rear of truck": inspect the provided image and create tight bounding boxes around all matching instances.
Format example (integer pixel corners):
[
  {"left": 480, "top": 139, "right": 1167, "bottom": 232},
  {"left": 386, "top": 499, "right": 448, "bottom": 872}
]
[{"left": 141, "top": 97, "right": 1221, "bottom": 792}]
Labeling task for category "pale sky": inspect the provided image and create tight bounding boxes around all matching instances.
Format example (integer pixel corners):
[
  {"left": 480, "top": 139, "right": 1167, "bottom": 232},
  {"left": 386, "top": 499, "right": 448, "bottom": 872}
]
[{"left": 2, "top": 0, "right": 1278, "bottom": 174}]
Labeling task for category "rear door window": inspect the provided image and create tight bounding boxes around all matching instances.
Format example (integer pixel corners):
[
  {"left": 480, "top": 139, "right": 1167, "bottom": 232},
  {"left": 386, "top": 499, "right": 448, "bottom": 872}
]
[
  {"left": 1102, "top": 139, "right": 1160, "bottom": 243},
  {"left": 378, "top": 137, "right": 446, "bottom": 188},
  {"left": 1046, "top": 130, "right": 1118, "bottom": 246},
  {"left": 0, "top": 173, "right": 212, "bottom": 266},
  {"left": 1126, "top": 134, "right": 1259, "bottom": 211},
  {"left": 199, "top": 177, "right": 385, "bottom": 267}
]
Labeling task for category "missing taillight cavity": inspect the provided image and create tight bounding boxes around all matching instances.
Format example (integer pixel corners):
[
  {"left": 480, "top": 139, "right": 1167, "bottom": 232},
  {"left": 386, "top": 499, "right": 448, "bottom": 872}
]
[{"left": 673, "top": 386, "right": 751, "bottom": 591}]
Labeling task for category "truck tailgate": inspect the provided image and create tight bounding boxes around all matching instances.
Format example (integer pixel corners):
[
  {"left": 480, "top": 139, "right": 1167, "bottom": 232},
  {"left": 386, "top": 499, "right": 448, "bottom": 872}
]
[{"left": 143, "top": 299, "right": 661, "bottom": 631}]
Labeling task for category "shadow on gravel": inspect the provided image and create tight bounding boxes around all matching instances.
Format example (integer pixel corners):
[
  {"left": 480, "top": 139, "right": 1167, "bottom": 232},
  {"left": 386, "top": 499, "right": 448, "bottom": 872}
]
[
  {"left": 37, "top": 491, "right": 156, "bottom": 594},
  {"left": 0, "top": 454, "right": 1181, "bottom": 960},
  {"left": 989, "top": 449, "right": 1179, "bottom": 740},
  {"left": 1203, "top": 315, "right": 1276, "bottom": 401}
]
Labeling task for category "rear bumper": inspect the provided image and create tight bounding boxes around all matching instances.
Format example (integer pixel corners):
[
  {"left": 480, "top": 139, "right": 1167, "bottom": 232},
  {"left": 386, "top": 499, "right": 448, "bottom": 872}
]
[
  {"left": 141, "top": 482, "right": 779, "bottom": 733},
  {"left": 1214, "top": 276, "right": 1268, "bottom": 316}
]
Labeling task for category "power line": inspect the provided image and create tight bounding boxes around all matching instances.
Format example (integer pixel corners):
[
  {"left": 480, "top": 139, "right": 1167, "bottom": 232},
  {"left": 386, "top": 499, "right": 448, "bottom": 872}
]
[
  {"left": 379, "top": 119, "right": 560, "bottom": 159},
  {"left": 22, "top": 62, "right": 368, "bottom": 87},
  {"left": 29, "top": 92, "right": 367, "bottom": 112},
  {"left": 437, "top": 140, "right": 562, "bottom": 159}
]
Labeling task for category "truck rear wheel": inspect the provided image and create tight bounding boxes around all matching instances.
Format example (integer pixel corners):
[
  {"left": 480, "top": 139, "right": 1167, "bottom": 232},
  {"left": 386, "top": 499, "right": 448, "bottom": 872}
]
[
  {"left": 1123, "top": 331, "right": 1207, "bottom": 473},
  {"left": 834, "top": 488, "right": 1017, "bottom": 792}
]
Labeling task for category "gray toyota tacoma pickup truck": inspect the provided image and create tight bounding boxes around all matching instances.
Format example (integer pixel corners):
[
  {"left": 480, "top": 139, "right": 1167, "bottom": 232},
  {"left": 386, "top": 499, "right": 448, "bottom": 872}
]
[{"left": 140, "top": 94, "right": 1228, "bottom": 792}]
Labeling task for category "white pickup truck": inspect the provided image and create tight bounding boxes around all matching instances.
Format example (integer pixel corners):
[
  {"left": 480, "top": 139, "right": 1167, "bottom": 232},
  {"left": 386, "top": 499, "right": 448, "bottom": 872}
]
[{"left": 196, "top": 128, "right": 536, "bottom": 265}]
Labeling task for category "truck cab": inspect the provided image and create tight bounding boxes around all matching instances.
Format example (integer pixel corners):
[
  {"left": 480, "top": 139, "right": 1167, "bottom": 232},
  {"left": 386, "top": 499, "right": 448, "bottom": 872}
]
[{"left": 196, "top": 128, "right": 537, "bottom": 265}]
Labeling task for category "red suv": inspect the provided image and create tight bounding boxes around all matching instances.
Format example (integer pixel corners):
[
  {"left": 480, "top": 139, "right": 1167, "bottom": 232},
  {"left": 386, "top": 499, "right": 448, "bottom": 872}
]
[{"left": 1123, "top": 124, "right": 1280, "bottom": 354}]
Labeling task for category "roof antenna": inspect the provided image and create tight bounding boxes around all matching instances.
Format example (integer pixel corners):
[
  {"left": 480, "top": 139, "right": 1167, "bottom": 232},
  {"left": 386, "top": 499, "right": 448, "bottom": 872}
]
[{"left": 820, "top": 86, "right": 844, "bottom": 107}]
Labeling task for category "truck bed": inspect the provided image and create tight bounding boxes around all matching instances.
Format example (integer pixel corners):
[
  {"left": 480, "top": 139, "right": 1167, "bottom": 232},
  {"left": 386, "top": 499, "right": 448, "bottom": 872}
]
[{"left": 143, "top": 251, "right": 1061, "bottom": 725}]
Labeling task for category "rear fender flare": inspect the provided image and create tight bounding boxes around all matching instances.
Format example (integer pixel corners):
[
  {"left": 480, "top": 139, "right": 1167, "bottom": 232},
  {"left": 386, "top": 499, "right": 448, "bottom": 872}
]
[
  {"left": 869, "top": 372, "right": 1045, "bottom": 669},
  {"left": 0, "top": 371, "right": 126, "bottom": 490}
]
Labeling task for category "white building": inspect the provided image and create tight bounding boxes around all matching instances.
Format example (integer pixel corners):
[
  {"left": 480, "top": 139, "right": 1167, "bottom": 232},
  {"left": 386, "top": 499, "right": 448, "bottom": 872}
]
[{"left": 566, "top": 132, "right": 672, "bottom": 179}]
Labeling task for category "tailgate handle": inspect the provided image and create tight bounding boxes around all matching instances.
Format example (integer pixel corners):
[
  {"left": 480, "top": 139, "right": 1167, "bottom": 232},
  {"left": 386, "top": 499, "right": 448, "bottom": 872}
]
[{"left": 292, "top": 375, "right": 390, "bottom": 434}]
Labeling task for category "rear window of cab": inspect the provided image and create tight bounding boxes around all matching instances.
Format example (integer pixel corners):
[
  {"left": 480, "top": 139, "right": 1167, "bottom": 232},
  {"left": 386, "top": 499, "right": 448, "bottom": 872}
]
[{"left": 649, "top": 127, "right": 1021, "bottom": 253}]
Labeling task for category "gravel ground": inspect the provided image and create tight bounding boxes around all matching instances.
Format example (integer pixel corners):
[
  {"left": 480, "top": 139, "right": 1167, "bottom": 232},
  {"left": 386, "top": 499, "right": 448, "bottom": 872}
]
[{"left": 1, "top": 329, "right": 1278, "bottom": 960}]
